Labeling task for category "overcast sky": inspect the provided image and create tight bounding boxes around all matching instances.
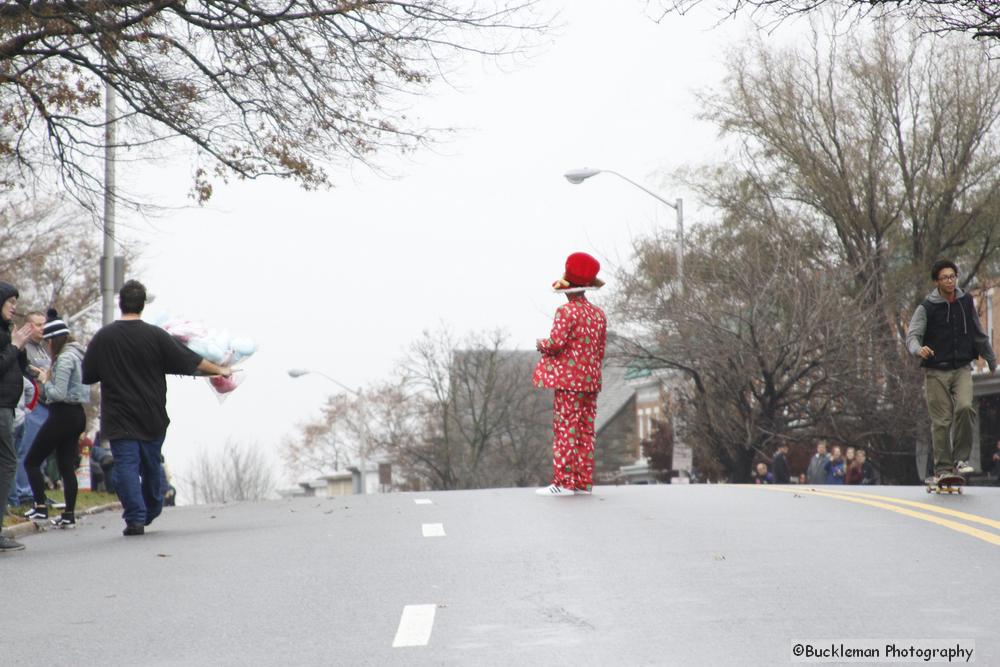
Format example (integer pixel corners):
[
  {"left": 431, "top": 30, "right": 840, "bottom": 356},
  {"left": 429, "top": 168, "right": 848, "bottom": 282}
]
[{"left": 111, "top": 2, "right": 788, "bottom": 494}]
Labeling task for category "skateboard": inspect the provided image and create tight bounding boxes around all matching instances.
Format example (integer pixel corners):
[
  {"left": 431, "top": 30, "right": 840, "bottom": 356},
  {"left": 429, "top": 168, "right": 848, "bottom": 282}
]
[
  {"left": 31, "top": 519, "right": 75, "bottom": 531},
  {"left": 926, "top": 473, "right": 965, "bottom": 495}
]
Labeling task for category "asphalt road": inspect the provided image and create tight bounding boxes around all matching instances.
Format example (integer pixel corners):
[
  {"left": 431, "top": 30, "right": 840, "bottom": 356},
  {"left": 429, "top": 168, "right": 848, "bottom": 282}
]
[{"left": 1, "top": 484, "right": 997, "bottom": 666}]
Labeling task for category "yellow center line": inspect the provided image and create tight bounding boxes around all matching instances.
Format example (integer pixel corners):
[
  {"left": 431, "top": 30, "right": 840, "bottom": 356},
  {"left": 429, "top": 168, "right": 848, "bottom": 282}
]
[
  {"left": 744, "top": 485, "right": 1000, "bottom": 547},
  {"left": 807, "top": 487, "right": 1000, "bottom": 531}
]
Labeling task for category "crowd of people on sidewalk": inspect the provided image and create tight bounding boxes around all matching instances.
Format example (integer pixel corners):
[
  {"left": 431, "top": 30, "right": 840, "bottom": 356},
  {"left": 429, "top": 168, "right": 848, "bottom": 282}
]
[
  {"left": 0, "top": 279, "right": 231, "bottom": 552},
  {"left": 753, "top": 441, "right": 880, "bottom": 485}
]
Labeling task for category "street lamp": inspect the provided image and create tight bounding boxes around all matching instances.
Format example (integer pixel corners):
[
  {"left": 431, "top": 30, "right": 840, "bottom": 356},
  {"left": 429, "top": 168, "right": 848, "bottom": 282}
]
[
  {"left": 287, "top": 368, "right": 359, "bottom": 396},
  {"left": 564, "top": 167, "right": 684, "bottom": 289},
  {"left": 288, "top": 368, "right": 368, "bottom": 494}
]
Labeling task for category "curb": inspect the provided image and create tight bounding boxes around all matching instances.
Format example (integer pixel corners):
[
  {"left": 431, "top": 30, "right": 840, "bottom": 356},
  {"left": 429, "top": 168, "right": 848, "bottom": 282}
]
[{"left": 5, "top": 501, "right": 122, "bottom": 539}]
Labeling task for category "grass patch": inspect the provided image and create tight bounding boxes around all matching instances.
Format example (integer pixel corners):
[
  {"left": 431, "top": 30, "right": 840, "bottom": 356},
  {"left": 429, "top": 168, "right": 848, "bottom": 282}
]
[{"left": 3, "top": 490, "right": 118, "bottom": 528}]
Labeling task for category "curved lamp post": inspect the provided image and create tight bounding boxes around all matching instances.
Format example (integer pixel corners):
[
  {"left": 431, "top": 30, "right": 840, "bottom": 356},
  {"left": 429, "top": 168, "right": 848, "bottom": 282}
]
[
  {"left": 287, "top": 368, "right": 360, "bottom": 396},
  {"left": 288, "top": 368, "right": 367, "bottom": 494},
  {"left": 564, "top": 167, "right": 684, "bottom": 289}
]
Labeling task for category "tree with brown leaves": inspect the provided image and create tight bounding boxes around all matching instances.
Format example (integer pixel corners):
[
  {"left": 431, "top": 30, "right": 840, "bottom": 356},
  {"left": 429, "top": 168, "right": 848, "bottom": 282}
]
[{"left": 0, "top": 1, "right": 544, "bottom": 206}]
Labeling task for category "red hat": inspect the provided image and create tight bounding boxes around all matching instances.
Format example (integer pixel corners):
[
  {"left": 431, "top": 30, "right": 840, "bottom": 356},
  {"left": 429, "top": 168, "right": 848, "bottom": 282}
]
[{"left": 552, "top": 252, "right": 605, "bottom": 292}]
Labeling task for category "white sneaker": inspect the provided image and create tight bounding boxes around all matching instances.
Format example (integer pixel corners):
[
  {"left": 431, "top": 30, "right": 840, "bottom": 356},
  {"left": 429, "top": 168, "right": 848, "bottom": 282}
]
[
  {"left": 955, "top": 460, "right": 974, "bottom": 474},
  {"left": 535, "top": 484, "right": 575, "bottom": 496}
]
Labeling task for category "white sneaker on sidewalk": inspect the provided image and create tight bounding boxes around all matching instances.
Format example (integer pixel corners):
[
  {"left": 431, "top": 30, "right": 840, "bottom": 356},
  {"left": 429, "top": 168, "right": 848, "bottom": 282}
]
[{"left": 535, "top": 484, "right": 575, "bottom": 496}]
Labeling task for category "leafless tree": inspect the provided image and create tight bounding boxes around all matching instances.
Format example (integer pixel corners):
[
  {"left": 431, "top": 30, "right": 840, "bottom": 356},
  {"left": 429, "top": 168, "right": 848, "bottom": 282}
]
[
  {"left": 282, "top": 330, "right": 551, "bottom": 491},
  {"left": 0, "top": 195, "right": 122, "bottom": 335},
  {"left": 282, "top": 381, "right": 414, "bottom": 480},
  {"left": 676, "top": 24, "right": 1000, "bottom": 479},
  {"left": 184, "top": 439, "right": 276, "bottom": 504},
  {"left": 0, "top": 1, "right": 544, "bottom": 208},
  {"left": 614, "top": 217, "right": 901, "bottom": 482},
  {"left": 398, "top": 327, "right": 551, "bottom": 490},
  {"left": 655, "top": 0, "right": 1000, "bottom": 40}
]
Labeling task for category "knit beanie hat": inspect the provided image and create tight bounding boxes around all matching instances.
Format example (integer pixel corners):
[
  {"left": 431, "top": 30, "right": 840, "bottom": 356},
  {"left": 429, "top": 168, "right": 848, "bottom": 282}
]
[{"left": 42, "top": 308, "right": 70, "bottom": 339}]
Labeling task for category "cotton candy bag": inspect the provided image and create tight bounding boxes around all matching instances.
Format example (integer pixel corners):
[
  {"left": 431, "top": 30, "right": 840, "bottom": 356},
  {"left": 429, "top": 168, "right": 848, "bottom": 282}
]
[{"left": 156, "top": 315, "right": 257, "bottom": 402}]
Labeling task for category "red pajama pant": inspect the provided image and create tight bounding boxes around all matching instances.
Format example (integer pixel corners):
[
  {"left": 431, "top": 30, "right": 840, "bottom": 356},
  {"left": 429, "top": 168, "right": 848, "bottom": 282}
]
[{"left": 551, "top": 389, "right": 598, "bottom": 491}]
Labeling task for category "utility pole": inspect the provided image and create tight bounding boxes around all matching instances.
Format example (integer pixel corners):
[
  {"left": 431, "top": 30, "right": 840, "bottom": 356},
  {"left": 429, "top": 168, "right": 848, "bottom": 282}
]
[{"left": 101, "top": 80, "right": 117, "bottom": 327}]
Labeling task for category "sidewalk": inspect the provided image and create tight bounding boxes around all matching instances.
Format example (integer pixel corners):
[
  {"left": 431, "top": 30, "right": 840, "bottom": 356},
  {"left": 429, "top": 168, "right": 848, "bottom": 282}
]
[{"left": 5, "top": 502, "right": 122, "bottom": 539}]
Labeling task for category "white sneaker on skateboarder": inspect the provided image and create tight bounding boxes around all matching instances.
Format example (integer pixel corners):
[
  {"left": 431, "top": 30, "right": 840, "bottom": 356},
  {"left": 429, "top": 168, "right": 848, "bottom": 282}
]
[{"left": 954, "top": 460, "right": 974, "bottom": 474}]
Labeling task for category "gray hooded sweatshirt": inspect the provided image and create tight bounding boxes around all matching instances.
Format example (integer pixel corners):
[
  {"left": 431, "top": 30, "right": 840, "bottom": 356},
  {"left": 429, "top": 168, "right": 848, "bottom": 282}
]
[{"left": 906, "top": 286, "right": 997, "bottom": 372}]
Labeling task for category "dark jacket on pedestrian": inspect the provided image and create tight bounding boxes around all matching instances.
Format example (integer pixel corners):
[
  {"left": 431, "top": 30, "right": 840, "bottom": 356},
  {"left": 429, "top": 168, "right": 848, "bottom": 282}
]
[
  {"left": 906, "top": 287, "right": 997, "bottom": 371},
  {"left": 861, "top": 461, "right": 878, "bottom": 485},
  {"left": 772, "top": 451, "right": 790, "bottom": 484},
  {"left": 806, "top": 453, "right": 828, "bottom": 485},
  {"left": 0, "top": 281, "right": 27, "bottom": 409}
]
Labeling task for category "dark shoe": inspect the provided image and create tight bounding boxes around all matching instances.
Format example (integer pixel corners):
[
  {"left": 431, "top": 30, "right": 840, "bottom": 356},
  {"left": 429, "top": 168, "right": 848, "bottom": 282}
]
[
  {"left": 24, "top": 505, "right": 48, "bottom": 522},
  {"left": 0, "top": 535, "right": 26, "bottom": 551},
  {"left": 50, "top": 514, "right": 76, "bottom": 529},
  {"left": 122, "top": 524, "right": 144, "bottom": 536}
]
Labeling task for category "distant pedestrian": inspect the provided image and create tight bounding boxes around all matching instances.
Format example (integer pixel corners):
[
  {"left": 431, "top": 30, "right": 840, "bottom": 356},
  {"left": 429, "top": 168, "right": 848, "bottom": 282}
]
[
  {"left": 806, "top": 441, "right": 829, "bottom": 485},
  {"left": 13, "top": 310, "right": 52, "bottom": 502},
  {"left": 907, "top": 259, "right": 997, "bottom": 484},
  {"left": 857, "top": 449, "right": 878, "bottom": 485},
  {"left": 533, "top": 253, "right": 607, "bottom": 497},
  {"left": 990, "top": 439, "right": 1000, "bottom": 485},
  {"left": 845, "top": 452, "right": 863, "bottom": 485},
  {"left": 23, "top": 312, "right": 89, "bottom": 528},
  {"left": 825, "top": 445, "right": 846, "bottom": 485},
  {"left": 772, "top": 442, "right": 791, "bottom": 484},
  {"left": 6, "top": 375, "right": 35, "bottom": 509},
  {"left": 0, "top": 281, "right": 35, "bottom": 552},
  {"left": 6, "top": 310, "right": 44, "bottom": 510},
  {"left": 82, "top": 281, "right": 232, "bottom": 536},
  {"left": 90, "top": 431, "right": 115, "bottom": 494},
  {"left": 753, "top": 462, "right": 773, "bottom": 484}
]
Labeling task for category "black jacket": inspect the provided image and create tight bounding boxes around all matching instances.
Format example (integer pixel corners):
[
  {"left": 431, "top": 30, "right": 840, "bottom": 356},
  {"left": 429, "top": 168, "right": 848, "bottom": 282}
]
[
  {"left": 0, "top": 281, "right": 26, "bottom": 408},
  {"left": 772, "top": 451, "right": 791, "bottom": 484}
]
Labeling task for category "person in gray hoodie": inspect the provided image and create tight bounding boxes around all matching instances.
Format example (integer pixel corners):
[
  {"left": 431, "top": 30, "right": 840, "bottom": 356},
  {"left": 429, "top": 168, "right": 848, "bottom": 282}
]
[
  {"left": 23, "top": 311, "right": 88, "bottom": 528},
  {"left": 906, "top": 259, "right": 997, "bottom": 483}
]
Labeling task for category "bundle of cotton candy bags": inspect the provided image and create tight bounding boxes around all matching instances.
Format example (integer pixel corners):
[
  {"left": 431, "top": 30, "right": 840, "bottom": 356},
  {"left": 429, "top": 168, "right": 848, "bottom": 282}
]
[{"left": 155, "top": 316, "right": 257, "bottom": 400}]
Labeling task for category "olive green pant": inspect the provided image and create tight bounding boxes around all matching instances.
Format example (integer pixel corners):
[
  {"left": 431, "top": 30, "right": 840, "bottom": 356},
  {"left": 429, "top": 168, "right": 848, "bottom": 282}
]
[{"left": 924, "top": 367, "right": 975, "bottom": 475}]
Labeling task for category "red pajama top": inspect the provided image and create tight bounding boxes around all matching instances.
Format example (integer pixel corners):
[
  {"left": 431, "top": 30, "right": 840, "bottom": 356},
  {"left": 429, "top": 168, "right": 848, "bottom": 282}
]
[{"left": 532, "top": 297, "right": 607, "bottom": 393}]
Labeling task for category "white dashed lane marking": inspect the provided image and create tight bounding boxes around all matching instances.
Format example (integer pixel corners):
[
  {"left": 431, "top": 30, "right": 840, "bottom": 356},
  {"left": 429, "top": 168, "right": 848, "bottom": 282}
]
[
  {"left": 392, "top": 604, "right": 437, "bottom": 647},
  {"left": 422, "top": 523, "right": 446, "bottom": 537},
  {"left": 414, "top": 499, "right": 433, "bottom": 505}
]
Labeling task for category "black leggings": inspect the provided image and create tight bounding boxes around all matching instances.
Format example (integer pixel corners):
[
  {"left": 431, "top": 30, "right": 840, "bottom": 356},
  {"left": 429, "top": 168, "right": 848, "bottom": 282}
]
[{"left": 25, "top": 403, "right": 86, "bottom": 514}]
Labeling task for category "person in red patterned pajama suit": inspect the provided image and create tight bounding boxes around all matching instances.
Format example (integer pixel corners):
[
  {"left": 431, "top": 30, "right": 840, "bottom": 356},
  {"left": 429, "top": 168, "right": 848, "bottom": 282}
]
[{"left": 533, "top": 252, "right": 608, "bottom": 497}]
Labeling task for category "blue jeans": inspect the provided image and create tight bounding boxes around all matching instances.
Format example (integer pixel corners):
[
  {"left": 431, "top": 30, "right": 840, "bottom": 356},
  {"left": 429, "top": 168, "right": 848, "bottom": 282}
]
[
  {"left": 6, "top": 422, "right": 27, "bottom": 507},
  {"left": 7, "top": 404, "right": 48, "bottom": 506},
  {"left": 110, "top": 436, "right": 166, "bottom": 527}
]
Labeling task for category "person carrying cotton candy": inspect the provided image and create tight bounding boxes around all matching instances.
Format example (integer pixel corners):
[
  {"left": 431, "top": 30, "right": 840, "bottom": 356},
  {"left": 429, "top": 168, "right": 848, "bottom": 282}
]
[{"left": 82, "top": 281, "right": 233, "bottom": 537}]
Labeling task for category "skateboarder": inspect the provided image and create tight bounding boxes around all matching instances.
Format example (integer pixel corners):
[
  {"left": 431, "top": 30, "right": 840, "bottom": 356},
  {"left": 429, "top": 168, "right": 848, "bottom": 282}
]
[
  {"left": 533, "top": 252, "right": 608, "bottom": 496},
  {"left": 906, "top": 259, "right": 997, "bottom": 486}
]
